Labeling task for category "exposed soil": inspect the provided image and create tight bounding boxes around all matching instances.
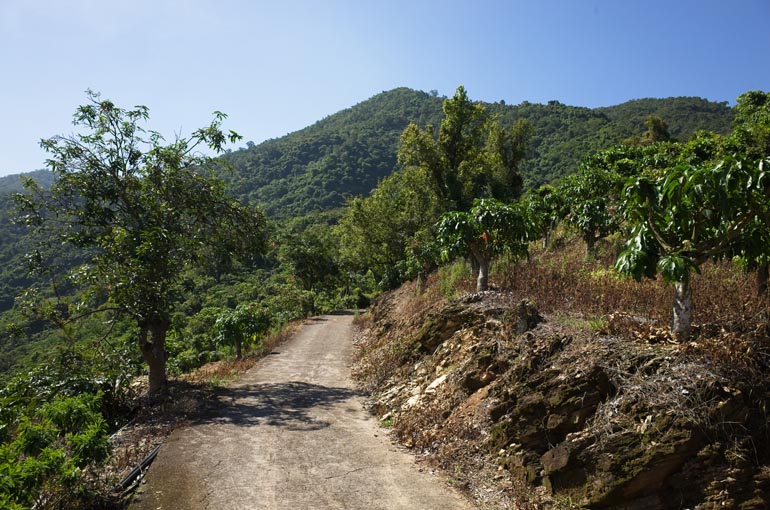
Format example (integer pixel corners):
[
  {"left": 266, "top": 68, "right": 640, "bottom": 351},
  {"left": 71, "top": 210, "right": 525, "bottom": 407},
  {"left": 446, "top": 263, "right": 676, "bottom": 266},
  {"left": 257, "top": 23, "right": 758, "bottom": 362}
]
[{"left": 353, "top": 281, "right": 770, "bottom": 509}]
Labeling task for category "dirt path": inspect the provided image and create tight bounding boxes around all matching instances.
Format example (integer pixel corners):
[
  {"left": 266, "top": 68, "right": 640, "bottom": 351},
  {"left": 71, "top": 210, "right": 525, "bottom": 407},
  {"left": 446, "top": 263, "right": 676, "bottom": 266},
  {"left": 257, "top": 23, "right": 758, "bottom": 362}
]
[{"left": 129, "top": 313, "right": 476, "bottom": 510}]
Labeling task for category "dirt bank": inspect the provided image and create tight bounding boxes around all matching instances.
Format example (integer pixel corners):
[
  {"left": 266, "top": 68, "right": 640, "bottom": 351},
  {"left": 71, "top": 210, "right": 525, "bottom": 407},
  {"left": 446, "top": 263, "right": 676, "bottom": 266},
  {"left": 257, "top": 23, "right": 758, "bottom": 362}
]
[{"left": 353, "top": 283, "right": 770, "bottom": 509}]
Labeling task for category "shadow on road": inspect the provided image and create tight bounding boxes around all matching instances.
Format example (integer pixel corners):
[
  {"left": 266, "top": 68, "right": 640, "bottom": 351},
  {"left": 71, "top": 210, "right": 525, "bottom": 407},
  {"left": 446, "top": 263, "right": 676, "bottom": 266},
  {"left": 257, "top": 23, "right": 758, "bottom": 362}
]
[{"left": 196, "top": 381, "right": 361, "bottom": 431}]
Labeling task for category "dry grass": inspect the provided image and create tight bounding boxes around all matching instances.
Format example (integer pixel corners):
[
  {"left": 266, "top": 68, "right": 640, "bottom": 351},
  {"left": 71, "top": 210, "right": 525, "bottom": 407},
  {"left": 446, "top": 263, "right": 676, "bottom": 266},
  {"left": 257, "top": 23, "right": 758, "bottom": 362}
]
[
  {"left": 352, "top": 280, "right": 449, "bottom": 391},
  {"left": 352, "top": 233, "right": 770, "bottom": 509},
  {"left": 493, "top": 238, "right": 770, "bottom": 336}
]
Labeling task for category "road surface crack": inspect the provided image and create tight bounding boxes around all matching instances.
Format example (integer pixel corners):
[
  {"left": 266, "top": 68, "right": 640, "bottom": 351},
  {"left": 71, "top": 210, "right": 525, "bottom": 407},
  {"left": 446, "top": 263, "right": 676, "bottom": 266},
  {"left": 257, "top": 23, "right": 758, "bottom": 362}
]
[{"left": 324, "top": 466, "right": 372, "bottom": 479}]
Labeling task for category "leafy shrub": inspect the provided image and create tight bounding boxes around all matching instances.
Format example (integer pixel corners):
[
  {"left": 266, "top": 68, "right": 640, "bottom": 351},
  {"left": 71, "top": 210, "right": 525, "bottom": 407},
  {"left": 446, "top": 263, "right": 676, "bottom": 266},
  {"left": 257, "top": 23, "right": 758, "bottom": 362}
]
[{"left": 0, "top": 393, "right": 109, "bottom": 509}]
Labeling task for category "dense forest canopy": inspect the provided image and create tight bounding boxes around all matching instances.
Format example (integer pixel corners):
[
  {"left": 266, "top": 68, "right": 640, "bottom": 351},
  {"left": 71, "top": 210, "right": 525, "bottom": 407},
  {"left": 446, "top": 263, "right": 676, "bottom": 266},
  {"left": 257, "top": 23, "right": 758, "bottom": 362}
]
[{"left": 221, "top": 88, "right": 733, "bottom": 219}]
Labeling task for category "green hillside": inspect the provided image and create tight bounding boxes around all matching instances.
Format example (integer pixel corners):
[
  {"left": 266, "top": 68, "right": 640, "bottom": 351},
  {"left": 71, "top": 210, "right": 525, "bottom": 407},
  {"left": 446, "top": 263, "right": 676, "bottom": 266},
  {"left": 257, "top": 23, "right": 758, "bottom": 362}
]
[
  {"left": 224, "top": 88, "right": 733, "bottom": 218},
  {"left": 0, "top": 171, "right": 55, "bottom": 312},
  {"left": 0, "top": 90, "right": 734, "bottom": 221},
  {"left": 0, "top": 88, "right": 736, "bottom": 374},
  {"left": 224, "top": 88, "right": 444, "bottom": 218}
]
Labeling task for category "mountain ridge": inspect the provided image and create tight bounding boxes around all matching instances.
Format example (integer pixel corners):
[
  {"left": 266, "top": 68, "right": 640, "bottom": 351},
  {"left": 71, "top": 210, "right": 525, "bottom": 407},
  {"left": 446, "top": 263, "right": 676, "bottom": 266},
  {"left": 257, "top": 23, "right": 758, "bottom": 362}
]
[
  {"left": 223, "top": 87, "right": 733, "bottom": 218},
  {"left": 2, "top": 88, "right": 734, "bottom": 219}
]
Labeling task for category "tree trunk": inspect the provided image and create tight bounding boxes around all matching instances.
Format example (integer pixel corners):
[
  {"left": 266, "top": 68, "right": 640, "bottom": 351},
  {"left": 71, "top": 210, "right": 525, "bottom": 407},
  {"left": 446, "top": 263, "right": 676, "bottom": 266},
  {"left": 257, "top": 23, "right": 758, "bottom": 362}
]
[
  {"left": 757, "top": 262, "right": 769, "bottom": 298},
  {"left": 140, "top": 319, "right": 170, "bottom": 394},
  {"left": 585, "top": 231, "right": 597, "bottom": 259},
  {"left": 235, "top": 338, "right": 243, "bottom": 359},
  {"left": 475, "top": 254, "right": 491, "bottom": 292},
  {"left": 671, "top": 277, "right": 693, "bottom": 339}
]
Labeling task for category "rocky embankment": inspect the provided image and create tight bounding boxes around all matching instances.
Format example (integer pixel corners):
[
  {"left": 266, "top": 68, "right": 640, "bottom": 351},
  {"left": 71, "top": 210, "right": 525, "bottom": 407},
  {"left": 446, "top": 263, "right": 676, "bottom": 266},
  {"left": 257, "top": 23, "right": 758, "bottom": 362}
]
[{"left": 352, "top": 283, "right": 770, "bottom": 509}]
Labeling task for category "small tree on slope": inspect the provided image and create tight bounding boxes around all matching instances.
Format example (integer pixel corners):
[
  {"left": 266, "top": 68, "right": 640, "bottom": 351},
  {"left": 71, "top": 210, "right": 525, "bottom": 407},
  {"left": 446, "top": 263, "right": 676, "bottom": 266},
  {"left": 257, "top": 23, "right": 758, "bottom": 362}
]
[
  {"left": 615, "top": 156, "right": 770, "bottom": 338},
  {"left": 436, "top": 199, "right": 532, "bottom": 292}
]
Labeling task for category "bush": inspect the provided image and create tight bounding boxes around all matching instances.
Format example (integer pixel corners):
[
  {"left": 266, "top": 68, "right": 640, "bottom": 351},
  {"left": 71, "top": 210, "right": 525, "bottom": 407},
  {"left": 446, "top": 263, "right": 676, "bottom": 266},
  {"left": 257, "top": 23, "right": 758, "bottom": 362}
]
[{"left": 0, "top": 393, "right": 109, "bottom": 509}]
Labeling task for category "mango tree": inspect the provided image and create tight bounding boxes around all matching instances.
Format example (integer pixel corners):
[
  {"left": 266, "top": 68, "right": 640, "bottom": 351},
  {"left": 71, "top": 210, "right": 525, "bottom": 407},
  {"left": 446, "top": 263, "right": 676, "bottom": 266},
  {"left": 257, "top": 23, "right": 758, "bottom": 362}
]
[
  {"left": 16, "top": 91, "right": 267, "bottom": 393},
  {"left": 524, "top": 184, "right": 564, "bottom": 249},
  {"left": 436, "top": 199, "right": 532, "bottom": 291},
  {"left": 559, "top": 165, "right": 625, "bottom": 258},
  {"left": 215, "top": 304, "right": 272, "bottom": 359},
  {"left": 560, "top": 144, "right": 677, "bottom": 258},
  {"left": 616, "top": 156, "right": 770, "bottom": 337}
]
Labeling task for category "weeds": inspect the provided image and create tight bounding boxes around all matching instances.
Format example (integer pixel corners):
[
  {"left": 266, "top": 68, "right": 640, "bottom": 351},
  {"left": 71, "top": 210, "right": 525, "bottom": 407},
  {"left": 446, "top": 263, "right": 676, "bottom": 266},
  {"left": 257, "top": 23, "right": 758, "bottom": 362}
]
[
  {"left": 437, "top": 260, "right": 475, "bottom": 299},
  {"left": 497, "top": 237, "right": 769, "bottom": 344}
]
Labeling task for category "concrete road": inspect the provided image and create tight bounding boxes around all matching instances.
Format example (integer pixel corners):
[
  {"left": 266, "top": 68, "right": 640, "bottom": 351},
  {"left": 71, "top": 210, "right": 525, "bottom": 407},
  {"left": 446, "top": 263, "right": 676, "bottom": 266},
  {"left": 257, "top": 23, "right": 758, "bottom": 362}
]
[{"left": 129, "top": 313, "right": 475, "bottom": 510}]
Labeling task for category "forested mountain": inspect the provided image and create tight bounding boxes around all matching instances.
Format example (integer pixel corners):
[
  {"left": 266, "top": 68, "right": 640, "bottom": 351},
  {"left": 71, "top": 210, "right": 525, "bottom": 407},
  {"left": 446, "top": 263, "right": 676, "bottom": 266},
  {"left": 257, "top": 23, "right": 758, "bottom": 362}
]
[
  {"left": 0, "top": 171, "right": 54, "bottom": 312},
  {"left": 0, "top": 88, "right": 736, "bottom": 372},
  {"left": 0, "top": 90, "right": 734, "bottom": 222},
  {"left": 224, "top": 88, "right": 445, "bottom": 218},
  {"left": 224, "top": 88, "right": 733, "bottom": 218}
]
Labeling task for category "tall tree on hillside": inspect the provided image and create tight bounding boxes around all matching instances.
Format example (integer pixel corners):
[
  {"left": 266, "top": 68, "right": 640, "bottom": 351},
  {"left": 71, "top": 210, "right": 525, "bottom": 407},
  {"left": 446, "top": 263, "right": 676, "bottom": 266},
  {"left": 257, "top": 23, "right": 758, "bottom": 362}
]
[
  {"left": 641, "top": 115, "right": 673, "bottom": 144},
  {"left": 16, "top": 91, "right": 267, "bottom": 394},
  {"left": 278, "top": 222, "right": 341, "bottom": 292},
  {"left": 398, "top": 86, "right": 531, "bottom": 212},
  {"left": 337, "top": 166, "right": 441, "bottom": 287}
]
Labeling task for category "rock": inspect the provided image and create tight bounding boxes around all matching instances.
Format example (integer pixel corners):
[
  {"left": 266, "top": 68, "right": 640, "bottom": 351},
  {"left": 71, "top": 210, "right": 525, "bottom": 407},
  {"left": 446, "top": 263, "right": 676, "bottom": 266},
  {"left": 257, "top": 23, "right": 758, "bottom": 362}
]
[
  {"left": 357, "top": 280, "right": 770, "bottom": 510},
  {"left": 541, "top": 443, "right": 572, "bottom": 474},
  {"left": 403, "top": 394, "right": 421, "bottom": 409},
  {"left": 515, "top": 299, "right": 543, "bottom": 333},
  {"left": 424, "top": 374, "right": 447, "bottom": 393}
]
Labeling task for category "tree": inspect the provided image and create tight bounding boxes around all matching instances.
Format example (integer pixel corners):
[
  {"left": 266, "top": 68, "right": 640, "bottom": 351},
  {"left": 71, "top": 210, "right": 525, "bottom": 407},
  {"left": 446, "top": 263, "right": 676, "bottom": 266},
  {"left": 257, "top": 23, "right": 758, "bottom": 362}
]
[
  {"left": 214, "top": 304, "right": 272, "bottom": 359},
  {"left": 732, "top": 91, "right": 770, "bottom": 160},
  {"left": 559, "top": 164, "right": 625, "bottom": 258},
  {"left": 436, "top": 199, "right": 532, "bottom": 291},
  {"left": 559, "top": 144, "right": 678, "bottom": 258},
  {"left": 485, "top": 119, "right": 533, "bottom": 202},
  {"left": 730, "top": 90, "right": 770, "bottom": 296},
  {"left": 616, "top": 156, "right": 770, "bottom": 337},
  {"left": 337, "top": 166, "right": 441, "bottom": 287},
  {"left": 16, "top": 91, "right": 267, "bottom": 393},
  {"left": 524, "top": 184, "right": 564, "bottom": 249},
  {"left": 398, "top": 86, "right": 531, "bottom": 212},
  {"left": 279, "top": 221, "right": 341, "bottom": 292},
  {"left": 641, "top": 115, "right": 672, "bottom": 144}
]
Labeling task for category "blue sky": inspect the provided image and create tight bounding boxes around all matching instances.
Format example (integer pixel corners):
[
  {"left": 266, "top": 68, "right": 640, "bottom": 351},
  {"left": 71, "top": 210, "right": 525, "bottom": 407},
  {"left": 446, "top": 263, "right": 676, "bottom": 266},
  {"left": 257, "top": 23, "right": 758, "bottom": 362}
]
[{"left": 1, "top": 0, "right": 768, "bottom": 177}]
